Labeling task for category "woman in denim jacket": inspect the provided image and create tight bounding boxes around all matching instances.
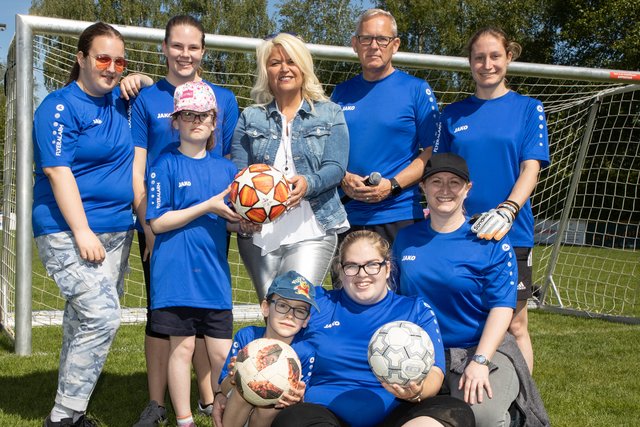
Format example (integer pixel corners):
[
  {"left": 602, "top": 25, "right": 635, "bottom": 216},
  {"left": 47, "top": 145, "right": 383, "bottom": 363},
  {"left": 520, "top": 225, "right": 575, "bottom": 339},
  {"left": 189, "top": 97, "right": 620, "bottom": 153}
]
[{"left": 231, "top": 33, "right": 350, "bottom": 300}]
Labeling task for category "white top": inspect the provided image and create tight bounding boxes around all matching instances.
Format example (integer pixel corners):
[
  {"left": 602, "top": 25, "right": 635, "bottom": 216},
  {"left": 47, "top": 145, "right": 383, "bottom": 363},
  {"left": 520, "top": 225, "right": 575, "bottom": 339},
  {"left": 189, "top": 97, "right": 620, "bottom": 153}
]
[{"left": 252, "top": 105, "right": 326, "bottom": 255}]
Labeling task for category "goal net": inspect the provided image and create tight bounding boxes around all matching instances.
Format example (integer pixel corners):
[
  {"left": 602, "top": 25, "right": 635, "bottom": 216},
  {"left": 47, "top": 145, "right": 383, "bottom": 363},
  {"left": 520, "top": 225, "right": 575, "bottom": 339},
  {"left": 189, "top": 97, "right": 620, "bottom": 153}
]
[{"left": 2, "top": 16, "right": 639, "bottom": 349}]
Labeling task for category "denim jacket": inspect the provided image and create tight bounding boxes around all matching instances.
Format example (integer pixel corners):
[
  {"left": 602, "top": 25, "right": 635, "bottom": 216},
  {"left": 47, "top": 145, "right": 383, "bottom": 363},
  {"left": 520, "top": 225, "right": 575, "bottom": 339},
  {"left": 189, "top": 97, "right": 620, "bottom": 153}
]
[{"left": 231, "top": 99, "right": 349, "bottom": 231}]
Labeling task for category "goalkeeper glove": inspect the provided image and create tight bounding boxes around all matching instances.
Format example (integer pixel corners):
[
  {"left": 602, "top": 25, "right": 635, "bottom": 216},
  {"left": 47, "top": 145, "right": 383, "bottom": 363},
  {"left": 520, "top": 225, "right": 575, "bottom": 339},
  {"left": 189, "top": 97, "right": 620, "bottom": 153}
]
[{"left": 471, "top": 200, "right": 520, "bottom": 241}]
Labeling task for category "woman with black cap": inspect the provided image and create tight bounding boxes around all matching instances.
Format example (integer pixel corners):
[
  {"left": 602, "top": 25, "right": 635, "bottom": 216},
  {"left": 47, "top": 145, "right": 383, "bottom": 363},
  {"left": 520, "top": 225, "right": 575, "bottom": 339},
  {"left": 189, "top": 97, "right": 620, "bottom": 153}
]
[{"left": 393, "top": 153, "right": 549, "bottom": 427}]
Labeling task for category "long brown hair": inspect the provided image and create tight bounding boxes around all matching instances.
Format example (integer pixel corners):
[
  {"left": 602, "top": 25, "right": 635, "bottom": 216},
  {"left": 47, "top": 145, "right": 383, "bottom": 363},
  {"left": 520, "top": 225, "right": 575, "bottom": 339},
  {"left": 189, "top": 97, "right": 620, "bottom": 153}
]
[{"left": 65, "top": 22, "right": 124, "bottom": 86}]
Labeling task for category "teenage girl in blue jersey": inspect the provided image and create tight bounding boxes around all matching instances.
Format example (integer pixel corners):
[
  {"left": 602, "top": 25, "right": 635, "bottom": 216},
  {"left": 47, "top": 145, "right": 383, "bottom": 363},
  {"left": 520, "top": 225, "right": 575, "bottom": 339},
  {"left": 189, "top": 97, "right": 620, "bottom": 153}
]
[
  {"left": 145, "top": 81, "right": 242, "bottom": 427},
  {"left": 272, "top": 230, "right": 474, "bottom": 427},
  {"left": 394, "top": 153, "right": 549, "bottom": 426},
  {"left": 434, "top": 28, "right": 550, "bottom": 373},
  {"left": 124, "top": 16, "right": 240, "bottom": 425},
  {"left": 33, "top": 22, "right": 134, "bottom": 427}
]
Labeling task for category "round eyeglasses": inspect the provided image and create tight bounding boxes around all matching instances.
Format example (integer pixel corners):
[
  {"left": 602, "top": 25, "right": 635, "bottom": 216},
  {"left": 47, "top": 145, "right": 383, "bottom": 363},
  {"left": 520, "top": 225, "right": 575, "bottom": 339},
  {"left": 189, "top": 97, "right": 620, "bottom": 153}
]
[
  {"left": 355, "top": 35, "right": 396, "bottom": 48},
  {"left": 341, "top": 261, "right": 387, "bottom": 276},
  {"left": 270, "top": 299, "right": 310, "bottom": 320}
]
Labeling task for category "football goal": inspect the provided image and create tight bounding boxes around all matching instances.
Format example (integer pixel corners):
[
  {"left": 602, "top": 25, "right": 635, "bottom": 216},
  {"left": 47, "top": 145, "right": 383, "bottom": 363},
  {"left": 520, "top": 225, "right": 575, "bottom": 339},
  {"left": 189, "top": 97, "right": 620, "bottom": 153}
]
[{"left": 2, "top": 15, "right": 639, "bottom": 355}]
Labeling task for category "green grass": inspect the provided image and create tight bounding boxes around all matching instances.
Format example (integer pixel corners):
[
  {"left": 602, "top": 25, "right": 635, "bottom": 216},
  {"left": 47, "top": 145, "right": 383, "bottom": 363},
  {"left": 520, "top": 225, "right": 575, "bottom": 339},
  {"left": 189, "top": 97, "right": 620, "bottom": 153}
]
[{"left": 1, "top": 312, "right": 639, "bottom": 426}]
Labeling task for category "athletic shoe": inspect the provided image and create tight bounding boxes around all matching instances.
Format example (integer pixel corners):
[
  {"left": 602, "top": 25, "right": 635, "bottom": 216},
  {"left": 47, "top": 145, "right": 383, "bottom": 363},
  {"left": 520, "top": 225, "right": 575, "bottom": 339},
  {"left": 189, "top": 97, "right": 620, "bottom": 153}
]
[
  {"left": 44, "top": 416, "right": 75, "bottom": 427},
  {"left": 133, "top": 401, "right": 168, "bottom": 426},
  {"left": 73, "top": 416, "right": 98, "bottom": 427},
  {"left": 44, "top": 415, "right": 98, "bottom": 427},
  {"left": 197, "top": 401, "right": 213, "bottom": 416}
]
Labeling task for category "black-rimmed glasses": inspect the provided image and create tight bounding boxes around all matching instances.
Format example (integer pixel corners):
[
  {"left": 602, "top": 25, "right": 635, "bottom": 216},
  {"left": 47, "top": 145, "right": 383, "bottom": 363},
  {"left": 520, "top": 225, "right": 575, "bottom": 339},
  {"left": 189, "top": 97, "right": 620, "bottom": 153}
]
[
  {"left": 355, "top": 35, "right": 396, "bottom": 47},
  {"left": 341, "top": 261, "right": 387, "bottom": 276},
  {"left": 270, "top": 299, "right": 310, "bottom": 320},
  {"left": 178, "top": 111, "right": 214, "bottom": 123}
]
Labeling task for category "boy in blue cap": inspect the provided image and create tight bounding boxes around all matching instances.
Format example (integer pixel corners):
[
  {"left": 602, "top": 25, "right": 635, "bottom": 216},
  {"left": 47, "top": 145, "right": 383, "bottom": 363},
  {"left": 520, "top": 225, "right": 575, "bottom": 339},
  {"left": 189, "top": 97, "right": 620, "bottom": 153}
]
[{"left": 213, "top": 271, "right": 317, "bottom": 427}]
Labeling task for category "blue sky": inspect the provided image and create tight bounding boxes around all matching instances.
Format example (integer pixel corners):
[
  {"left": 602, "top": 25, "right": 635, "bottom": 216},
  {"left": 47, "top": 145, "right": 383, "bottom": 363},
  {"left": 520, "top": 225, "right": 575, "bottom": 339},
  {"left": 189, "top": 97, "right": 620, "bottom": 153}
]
[{"left": 0, "top": 0, "right": 31, "bottom": 62}]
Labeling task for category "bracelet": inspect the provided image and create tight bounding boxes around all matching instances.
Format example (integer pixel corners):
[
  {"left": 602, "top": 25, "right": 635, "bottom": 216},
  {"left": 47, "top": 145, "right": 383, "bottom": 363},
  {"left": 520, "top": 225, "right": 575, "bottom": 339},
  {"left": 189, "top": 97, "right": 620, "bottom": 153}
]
[
  {"left": 409, "top": 391, "right": 422, "bottom": 403},
  {"left": 214, "top": 390, "right": 224, "bottom": 400}
]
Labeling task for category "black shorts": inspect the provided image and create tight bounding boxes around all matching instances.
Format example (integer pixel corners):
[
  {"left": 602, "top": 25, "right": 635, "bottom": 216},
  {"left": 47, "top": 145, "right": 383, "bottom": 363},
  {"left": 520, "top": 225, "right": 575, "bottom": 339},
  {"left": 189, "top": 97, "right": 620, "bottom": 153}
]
[
  {"left": 271, "top": 396, "right": 474, "bottom": 427},
  {"left": 149, "top": 306, "right": 233, "bottom": 339},
  {"left": 515, "top": 246, "right": 533, "bottom": 301}
]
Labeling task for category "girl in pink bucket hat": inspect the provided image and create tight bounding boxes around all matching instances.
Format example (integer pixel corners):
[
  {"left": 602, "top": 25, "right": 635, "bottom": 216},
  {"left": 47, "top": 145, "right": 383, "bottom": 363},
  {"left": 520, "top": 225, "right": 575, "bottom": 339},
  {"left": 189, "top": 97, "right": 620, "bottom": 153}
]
[{"left": 144, "top": 80, "right": 242, "bottom": 427}]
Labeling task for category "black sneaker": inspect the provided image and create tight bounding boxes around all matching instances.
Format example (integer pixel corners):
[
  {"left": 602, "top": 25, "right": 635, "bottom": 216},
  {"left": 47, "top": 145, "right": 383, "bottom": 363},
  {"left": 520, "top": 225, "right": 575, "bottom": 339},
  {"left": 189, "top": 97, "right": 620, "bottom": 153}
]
[
  {"left": 44, "top": 416, "right": 75, "bottom": 427},
  {"left": 73, "top": 415, "right": 98, "bottom": 427},
  {"left": 133, "top": 401, "right": 168, "bottom": 427},
  {"left": 44, "top": 415, "right": 98, "bottom": 427}
]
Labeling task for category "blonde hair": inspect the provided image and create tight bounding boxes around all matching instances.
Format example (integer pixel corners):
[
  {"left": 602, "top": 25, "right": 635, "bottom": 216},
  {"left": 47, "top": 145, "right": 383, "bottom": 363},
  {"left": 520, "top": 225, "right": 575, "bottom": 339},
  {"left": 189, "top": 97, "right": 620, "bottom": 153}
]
[
  {"left": 355, "top": 8, "right": 397, "bottom": 37},
  {"left": 250, "top": 33, "right": 328, "bottom": 106},
  {"left": 467, "top": 27, "right": 522, "bottom": 61}
]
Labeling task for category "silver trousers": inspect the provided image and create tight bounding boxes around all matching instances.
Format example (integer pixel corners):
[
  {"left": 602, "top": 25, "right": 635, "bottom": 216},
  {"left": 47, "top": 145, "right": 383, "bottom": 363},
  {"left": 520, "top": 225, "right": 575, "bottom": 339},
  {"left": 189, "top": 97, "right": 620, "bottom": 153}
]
[{"left": 238, "top": 234, "right": 338, "bottom": 301}]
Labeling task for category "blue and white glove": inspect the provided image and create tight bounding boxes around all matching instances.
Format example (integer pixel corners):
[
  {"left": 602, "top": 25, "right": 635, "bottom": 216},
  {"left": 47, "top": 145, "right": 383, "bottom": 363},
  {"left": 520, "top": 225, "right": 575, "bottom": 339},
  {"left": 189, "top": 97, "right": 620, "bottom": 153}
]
[{"left": 471, "top": 200, "right": 520, "bottom": 241}]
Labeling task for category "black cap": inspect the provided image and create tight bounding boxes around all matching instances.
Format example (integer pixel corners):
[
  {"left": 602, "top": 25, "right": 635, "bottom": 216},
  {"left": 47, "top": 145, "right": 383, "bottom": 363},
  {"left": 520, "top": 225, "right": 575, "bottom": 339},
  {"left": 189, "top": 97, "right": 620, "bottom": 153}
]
[{"left": 422, "top": 153, "right": 470, "bottom": 182}]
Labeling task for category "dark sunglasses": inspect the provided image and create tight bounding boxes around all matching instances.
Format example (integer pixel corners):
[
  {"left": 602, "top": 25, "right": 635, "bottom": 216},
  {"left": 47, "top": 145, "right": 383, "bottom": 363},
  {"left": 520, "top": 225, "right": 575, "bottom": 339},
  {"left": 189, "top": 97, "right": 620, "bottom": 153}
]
[{"left": 91, "top": 54, "right": 127, "bottom": 73}]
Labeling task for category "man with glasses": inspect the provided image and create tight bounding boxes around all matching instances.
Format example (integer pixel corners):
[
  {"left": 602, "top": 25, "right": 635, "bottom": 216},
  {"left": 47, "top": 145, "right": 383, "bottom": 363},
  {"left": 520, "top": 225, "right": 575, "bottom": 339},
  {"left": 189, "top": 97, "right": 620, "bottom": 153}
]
[{"left": 332, "top": 8, "right": 440, "bottom": 247}]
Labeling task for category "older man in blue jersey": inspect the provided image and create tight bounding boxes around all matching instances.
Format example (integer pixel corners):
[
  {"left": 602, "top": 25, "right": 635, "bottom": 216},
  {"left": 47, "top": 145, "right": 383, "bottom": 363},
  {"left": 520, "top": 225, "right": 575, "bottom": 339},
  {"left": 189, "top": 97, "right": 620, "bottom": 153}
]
[{"left": 331, "top": 8, "right": 439, "bottom": 245}]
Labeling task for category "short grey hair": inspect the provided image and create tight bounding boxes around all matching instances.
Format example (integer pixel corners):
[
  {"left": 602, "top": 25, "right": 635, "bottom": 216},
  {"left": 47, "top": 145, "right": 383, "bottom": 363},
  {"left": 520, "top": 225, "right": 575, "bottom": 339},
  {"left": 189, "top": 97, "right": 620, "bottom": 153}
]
[{"left": 355, "top": 8, "right": 398, "bottom": 37}]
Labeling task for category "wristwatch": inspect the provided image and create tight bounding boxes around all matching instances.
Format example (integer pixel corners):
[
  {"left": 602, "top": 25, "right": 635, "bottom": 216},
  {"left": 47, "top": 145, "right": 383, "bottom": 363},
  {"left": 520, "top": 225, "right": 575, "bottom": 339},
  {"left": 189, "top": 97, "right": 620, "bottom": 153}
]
[
  {"left": 472, "top": 354, "right": 490, "bottom": 366},
  {"left": 389, "top": 177, "right": 402, "bottom": 197}
]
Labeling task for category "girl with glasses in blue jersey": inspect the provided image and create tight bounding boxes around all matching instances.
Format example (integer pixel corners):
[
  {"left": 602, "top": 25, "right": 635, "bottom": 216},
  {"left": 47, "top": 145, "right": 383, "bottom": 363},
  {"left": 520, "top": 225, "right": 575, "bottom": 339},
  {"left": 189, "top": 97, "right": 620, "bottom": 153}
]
[{"left": 271, "top": 230, "right": 474, "bottom": 427}]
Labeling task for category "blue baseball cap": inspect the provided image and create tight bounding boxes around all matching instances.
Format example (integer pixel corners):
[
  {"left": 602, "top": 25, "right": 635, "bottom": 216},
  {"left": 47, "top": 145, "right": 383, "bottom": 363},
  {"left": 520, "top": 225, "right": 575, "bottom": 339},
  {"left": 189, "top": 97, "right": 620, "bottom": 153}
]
[{"left": 266, "top": 270, "right": 319, "bottom": 312}]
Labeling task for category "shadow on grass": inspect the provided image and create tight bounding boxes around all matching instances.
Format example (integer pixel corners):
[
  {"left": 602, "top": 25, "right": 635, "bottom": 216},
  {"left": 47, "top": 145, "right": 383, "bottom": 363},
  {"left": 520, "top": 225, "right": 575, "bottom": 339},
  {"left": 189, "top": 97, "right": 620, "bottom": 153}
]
[{"left": 0, "top": 369, "right": 150, "bottom": 426}]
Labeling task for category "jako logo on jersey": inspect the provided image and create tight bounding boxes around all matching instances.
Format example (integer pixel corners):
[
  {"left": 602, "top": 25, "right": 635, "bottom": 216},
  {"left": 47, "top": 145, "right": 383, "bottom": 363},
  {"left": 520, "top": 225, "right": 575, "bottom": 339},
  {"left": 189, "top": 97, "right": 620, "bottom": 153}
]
[
  {"left": 157, "top": 113, "right": 172, "bottom": 119},
  {"left": 454, "top": 125, "right": 469, "bottom": 133},
  {"left": 93, "top": 118, "right": 103, "bottom": 125},
  {"left": 402, "top": 255, "right": 416, "bottom": 261},
  {"left": 323, "top": 321, "right": 340, "bottom": 329},
  {"left": 342, "top": 105, "right": 355, "bottom": 111},
  {"left": 54, "top": 124, "right": 64, "bottom": 156},
  {"left": 178, "top": 181, "right": 192, "bottom": 188}
]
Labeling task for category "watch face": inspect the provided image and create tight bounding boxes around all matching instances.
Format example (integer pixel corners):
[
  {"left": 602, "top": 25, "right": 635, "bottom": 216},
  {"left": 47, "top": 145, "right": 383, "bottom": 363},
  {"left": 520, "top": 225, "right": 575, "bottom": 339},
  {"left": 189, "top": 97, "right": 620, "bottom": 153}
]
[{"left": 473, "top": 354, "right": 488, "bottom": 365}]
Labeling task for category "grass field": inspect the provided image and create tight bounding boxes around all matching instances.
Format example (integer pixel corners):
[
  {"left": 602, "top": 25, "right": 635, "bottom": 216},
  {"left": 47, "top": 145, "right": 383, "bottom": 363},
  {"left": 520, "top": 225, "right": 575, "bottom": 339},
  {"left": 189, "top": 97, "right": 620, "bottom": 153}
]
[
  {"left": 1, "top": 311, "right": 639, "bottom": 426},
  {"left": 29, "top": 237, "right": 639, "bottom": 319}
]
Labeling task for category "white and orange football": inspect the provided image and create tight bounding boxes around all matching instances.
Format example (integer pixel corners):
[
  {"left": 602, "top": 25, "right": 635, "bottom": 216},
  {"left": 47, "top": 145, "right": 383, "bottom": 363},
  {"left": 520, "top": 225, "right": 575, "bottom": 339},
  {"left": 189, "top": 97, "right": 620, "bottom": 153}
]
[{"left": 229, "top": 164, "right": 291, "bottom": 224}]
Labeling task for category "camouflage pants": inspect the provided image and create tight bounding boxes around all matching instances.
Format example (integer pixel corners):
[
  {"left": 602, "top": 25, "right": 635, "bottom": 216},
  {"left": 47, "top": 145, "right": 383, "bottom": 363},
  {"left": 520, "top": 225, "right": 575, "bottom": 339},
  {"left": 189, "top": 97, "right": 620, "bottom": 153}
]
[{"left": 36, "top": 230, "right": 133, "bottom": 412}]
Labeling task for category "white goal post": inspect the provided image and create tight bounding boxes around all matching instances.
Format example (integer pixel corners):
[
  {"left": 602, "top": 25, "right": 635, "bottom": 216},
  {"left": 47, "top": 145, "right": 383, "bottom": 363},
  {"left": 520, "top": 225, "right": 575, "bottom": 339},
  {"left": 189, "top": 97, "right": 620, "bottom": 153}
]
[{"left": 2, "top": 15, "right": 639, "bottom": 355}]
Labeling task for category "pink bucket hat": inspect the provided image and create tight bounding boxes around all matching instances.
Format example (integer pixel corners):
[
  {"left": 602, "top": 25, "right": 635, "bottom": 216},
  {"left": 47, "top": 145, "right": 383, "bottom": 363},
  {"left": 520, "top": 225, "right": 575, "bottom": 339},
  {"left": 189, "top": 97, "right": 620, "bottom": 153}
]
[{"left": 172, "top": 81, "right": 217, "bottom": 114}]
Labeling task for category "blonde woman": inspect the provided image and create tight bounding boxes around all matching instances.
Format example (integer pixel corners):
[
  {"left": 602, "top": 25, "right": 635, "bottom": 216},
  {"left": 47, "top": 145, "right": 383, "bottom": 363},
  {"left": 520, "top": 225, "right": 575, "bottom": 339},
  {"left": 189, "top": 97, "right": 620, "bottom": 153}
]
[{"left": 231, "top": 33, "right": 350, "bottom": 299}]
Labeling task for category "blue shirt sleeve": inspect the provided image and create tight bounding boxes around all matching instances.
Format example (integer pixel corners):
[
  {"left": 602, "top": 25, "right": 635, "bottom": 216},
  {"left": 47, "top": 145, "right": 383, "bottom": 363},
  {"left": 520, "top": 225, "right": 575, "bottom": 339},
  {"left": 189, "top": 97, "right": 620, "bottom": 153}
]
[
  {"left": 220, "top": 93, "right": 239, "bottom": 156},
  {"left": 482, "top": 239, "right": 518, "bottom": 309},
  {"left": 146, "top": 155, "right": 173, "bottom": 221},
  {"left": 33, "top": 94, "right": 80, "bottom": 168},
  {"left": 413, "top": 298, "right": 446, "bottom": 372},
  {"left": 521, "top": 98, "right": 550, "bottom": 168},
  {"left": 414, "top": 81, "right": 440, "bottom": 150},
  {"left": 130, "top": 90, "right": 150, "bottom": 150}
]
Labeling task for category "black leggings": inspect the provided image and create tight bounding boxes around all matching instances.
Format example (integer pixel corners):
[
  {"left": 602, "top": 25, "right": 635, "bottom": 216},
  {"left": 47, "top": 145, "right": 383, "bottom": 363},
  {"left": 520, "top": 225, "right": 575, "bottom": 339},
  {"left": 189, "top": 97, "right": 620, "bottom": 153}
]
[{"left": 272, "top": 396, "right": 475, "bottom": 427}]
